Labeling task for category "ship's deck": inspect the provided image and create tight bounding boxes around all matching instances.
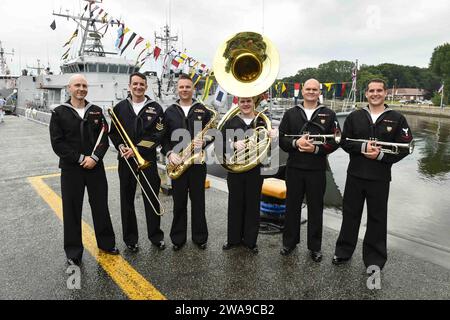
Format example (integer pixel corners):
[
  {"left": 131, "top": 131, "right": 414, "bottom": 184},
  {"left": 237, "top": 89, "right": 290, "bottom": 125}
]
[{"left": 1, "top": 115, "right": 449, "bottom": 300}]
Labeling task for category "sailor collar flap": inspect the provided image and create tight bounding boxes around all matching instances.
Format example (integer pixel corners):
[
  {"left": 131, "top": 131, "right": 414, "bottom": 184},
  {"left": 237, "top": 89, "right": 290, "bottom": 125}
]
[
  {"left": 296, "top": 104, "right": 325, "bottom": 120},
  {"left": 127, "top": 97, "right": 156, "bottom": 113},
  {"left": 363, "top": 104, "right": 392, "bottom": 123},
  {"left": 173, "top": 100, "right": 205, "bottom": 118},
  {"left": 61, "top": 101, "right": 94, "bottom": 119}
]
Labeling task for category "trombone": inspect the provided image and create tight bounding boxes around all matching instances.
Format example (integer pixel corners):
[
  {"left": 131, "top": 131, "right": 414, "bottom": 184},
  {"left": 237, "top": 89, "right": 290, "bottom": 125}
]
[
  {"left": 108, "top": 108, "right": 165, "bottom": 216},
  {"left": 345, "top": 138, "right": 415, "bottom": 155},
  {"left": 284, "top": 131, "right": 342, "bottom": 145}
]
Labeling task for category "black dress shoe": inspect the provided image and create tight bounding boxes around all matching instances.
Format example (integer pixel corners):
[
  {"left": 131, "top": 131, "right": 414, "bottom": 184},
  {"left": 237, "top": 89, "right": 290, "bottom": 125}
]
[
  {"left": 67, "top": 258, "right": 81, "bottom": 266},
  {"left": 310, "top": 250, "right": 323, "bottom": 262},
  {"left": 102, "top": 247, "right": 120, "bottom": 255},
  {"left": 246, "top": 245, "right": 259, "bottom": 254},
  {"left": 222, "top": 242, "right": 239, "bottom": 250},
  {"left": 196, "top": 242, "right": 207, "bottom": 250},
  {"left": 126, "top": 244, "right": 139, "bottom": 252},
  {"left": 172, "top": 243, "right": 184, "bottom": 251},
  {"left": 153, "top": 240, "right": 166, "bottom": 251},
  {"left": 280, "top": 246, "right": 295, "bottom": 256},
  {"left": 332, "top": 255, "right": 350, "bottom": 265}
]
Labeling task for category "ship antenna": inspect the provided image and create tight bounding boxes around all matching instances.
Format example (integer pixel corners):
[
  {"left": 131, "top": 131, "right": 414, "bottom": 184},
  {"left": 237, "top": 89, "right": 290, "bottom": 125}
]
[{"left": 53, "top": 0, "right": 116, "bottom": 58}]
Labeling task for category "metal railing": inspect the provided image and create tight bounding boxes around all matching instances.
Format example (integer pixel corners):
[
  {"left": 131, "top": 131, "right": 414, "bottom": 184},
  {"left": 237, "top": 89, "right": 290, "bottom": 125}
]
[{"left": 16, "top": 106, "right": 52, "bottom": 126}]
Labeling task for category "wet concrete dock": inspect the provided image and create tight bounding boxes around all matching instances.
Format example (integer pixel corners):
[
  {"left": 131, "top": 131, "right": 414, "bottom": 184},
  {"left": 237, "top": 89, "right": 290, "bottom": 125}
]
[{"left": 0, "top": 115, "right": 449, "bottom": 300}]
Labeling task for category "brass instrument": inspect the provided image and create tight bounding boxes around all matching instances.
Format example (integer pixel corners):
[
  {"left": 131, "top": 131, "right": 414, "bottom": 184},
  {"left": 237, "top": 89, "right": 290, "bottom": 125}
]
[
  {"left": 346, "top": 138, "right": 415, "bottom": 154},
  {"left": 284, "top": 131, "right": 342, "bottom": 145},
  {"left": 108, "top": 108, "right": 164, "bottom": 216},
  {"left": 108, "top": 108, "right": 150, "bottom": 171},
  {"left": 166, "top": 104, "right": 218, "bottom": 180},
  {"left": 214, "top": 31, "right": 280, "bottom": 173}
]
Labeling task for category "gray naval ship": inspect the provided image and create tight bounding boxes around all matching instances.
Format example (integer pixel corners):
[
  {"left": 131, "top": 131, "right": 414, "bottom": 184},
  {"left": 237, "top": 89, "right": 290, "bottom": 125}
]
[
  {"left": 0, "top": 41, "right": 18, "bottom": 112},
  {"left": 14, "top": 0, "right": 180, "bottom": 119},
  {"left": 2, "top": 0, "right": 449, "bottom": 303}
]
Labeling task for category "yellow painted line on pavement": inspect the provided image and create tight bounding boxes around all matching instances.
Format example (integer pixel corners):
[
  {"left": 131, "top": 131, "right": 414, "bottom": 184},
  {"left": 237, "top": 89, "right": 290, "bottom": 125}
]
[
  {"left": 27, "top": 174, "right": 166, "bottom": 301},
  {"left": 30, "top": 166, "right": 118, "bottom": 180}
]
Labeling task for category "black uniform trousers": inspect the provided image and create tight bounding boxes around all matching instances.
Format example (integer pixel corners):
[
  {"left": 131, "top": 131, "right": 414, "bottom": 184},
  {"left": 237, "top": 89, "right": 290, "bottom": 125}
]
[
  {"left": 118, "top": 159, "right": 164, "bottom": 246},
  {"left": 61, "top": 165, "right": 116, "bottom": 260},
  {"left": 170, "top": 164, "right": 208, "bottom": 246},
  {"left": 283, "top": 167, "right": 326, "bottom": 252},
  {"left": 335, "top": 174, "right": 390, "bottom": 269},
  {"left": 226, "top": 167, "right": 263, "bottom": 247}
]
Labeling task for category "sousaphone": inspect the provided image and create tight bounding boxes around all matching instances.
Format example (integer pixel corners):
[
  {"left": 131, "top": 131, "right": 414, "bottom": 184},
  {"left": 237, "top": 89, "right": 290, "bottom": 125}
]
[{"left": 214, "top": 31, "right": 280, "bottom": 173}]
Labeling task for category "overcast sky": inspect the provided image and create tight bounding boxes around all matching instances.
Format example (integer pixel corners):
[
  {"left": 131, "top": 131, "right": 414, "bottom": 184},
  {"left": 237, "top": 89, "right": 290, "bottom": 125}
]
[{"left": 1, "top": 0, "right": 449, "bottom": 77}]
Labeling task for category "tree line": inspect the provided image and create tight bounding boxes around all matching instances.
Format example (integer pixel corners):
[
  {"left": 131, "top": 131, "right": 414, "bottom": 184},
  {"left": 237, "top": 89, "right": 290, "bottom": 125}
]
[{"left": 279, "top": 43, "right": 450, "bottom": 105}]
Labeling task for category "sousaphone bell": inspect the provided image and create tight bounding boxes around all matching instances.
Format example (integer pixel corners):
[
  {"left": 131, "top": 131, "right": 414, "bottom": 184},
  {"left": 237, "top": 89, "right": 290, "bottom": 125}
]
[{"left": 214, "top": 32, "right": 280, "bottom": 173}]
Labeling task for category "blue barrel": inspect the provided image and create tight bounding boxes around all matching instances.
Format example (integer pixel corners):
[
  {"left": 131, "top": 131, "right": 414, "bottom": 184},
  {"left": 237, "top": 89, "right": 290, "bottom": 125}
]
[{"left": 260, "top": 201, "right": 286, "bottom": 216}]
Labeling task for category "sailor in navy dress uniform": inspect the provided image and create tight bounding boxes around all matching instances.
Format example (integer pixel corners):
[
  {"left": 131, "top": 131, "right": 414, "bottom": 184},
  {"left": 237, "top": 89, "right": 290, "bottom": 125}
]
[
  {"left": 333, "top": 79, "right": 413, "bottom": 270},
  {"left": 50, "top": 74, "right": 118, "bottom": 266},
  {"left": 109, "top": 72, "right": 166, "bottom": 252}
]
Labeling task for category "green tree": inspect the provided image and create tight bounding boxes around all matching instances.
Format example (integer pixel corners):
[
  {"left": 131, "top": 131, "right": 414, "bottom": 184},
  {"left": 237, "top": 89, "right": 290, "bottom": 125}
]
[
  {"left": 430, "top": 43, "right": 450, "bottom": 76},
  {"left": 431, "top": 92, "right": 443, "bottom": 106},
  {"left": 316, "top": 60, "right": 354, "bottom": 83},
  {"left": 356, "top": 69, "right": 386, "bottom": 102},
  {"left": 430, "top": 43, "right": 450, "bottom": 103}
]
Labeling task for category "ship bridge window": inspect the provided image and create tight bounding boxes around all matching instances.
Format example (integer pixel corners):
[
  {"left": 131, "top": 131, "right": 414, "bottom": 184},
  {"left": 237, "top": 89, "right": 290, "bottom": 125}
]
[
  {"left": 128, "top": 66, "right": 139, "bottom": 74},
  {"left": 109, "top": 65, "right": 119, "bottom": 73},
  {"left": 119, "top": 65, "right": 128, "bottom": 74},
  {"left": 99, "top": 64, "right": 108, "bottom": 73},
  {"left": 78, "top": 64, "right": 85, "bottom": 72},
  {"left": 87, "top": 64, "right": 98, "bottom": 72},
  {"left": 69, "top": 65, "right": 78, "bottom": 73}
]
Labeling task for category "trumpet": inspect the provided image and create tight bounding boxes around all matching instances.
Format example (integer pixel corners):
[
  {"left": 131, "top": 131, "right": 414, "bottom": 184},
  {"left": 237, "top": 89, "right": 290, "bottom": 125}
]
[
  {"left": 284, "top": 131, "right": 342, "bottom": 145},
  {"left": 346, "top": 138, "right": 415, "bottom": 155},
  {"left": 108, "top": 108, "right": 164, "bottom": 216}
]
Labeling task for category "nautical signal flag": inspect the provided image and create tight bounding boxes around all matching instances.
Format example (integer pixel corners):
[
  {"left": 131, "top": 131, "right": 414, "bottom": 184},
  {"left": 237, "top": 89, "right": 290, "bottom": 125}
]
[
  {"left": 118, "top": 27, "right": 130, "bottom": 49},
  {"left": 153, "top": 46, "right": 162, "bottom": 61},
  {"left": 121, "top": 32, "right": 137, "bottom": 55},
  {"left": 201, "top": 76, "right": 214, "bottom": 102},
  {"left": 294, "top": 83, "right": 301, "bottom": 97},
  {"left": 333, "top": 83, "right": 347, "bottom": 97},
  {"left": 335, "top": 84, "right": 342, "bottom": 97},
  {"left": 324, "top": 83, "right": 334, "bottom": 92},
  {"left": 190, "top": 72, "right": 201, "bottom": 87},
  {"left": 341, "top": 83, "right": 347, "bottom": 97},
  {"left": 171, "top": 58, "right": 180, "bottom": 69},
  {"left": 61, "top": 47, "right": 70, "bottom": 60},
  {"left": 50, "top": 20, "right": 56, "bottom": 30},
  {"left": 133, "top": 36, "right": 145, "bottom": 50},
  {"left": 232, "top": 96, "right": 239, "bottom": 108},
  {"left": 63, "top": 29, "right": 79, "bottom": 48},
  {"left": 213, "top": 86, "right": 228, "bottom": 107},
  {"left": 115, "top": 24, "right": 124, "bottom": 49},
  {"left": 137, "top": 41, "right": 151, "bottom": 61}
]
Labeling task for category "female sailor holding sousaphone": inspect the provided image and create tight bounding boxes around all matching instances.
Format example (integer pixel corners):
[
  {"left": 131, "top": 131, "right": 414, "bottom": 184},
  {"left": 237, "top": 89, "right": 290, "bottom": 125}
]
[{"left": 214, "top": 32, "right": 279, "bottom": 254}]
